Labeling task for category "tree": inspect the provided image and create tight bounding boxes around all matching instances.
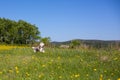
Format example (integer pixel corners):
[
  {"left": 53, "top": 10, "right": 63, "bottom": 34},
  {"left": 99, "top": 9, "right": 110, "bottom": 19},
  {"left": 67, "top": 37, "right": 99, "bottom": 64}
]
[
  {"left": 40, "top": 37, "right": 51, "bottom": 46},
  {"left": 17, "top": 20, "right": 40, "bottom": 44},
  {"left": 0, "top": 18, "right": 41, "bottom": 44},
  {"left": 70, "top": 40, "right": 80, "bottom": 48}
]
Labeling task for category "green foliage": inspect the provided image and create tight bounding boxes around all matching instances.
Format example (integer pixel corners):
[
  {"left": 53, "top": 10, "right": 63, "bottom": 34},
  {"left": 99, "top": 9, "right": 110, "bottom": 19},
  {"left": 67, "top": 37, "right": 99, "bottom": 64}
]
[
  {"left": 0, "top": 47, "right": 119, "bottom": 80},
  {"left": 70, "top": 40, "right": 80, "bottom": 48},
  {"left": 41, "top": 37, "right": 51, "bottom": 46},
  {"left": 52, "top": 40, "right": 120, "bottom": 49},
  {"left": 0, "top": 18, "right": 40, "bottom": 44}
]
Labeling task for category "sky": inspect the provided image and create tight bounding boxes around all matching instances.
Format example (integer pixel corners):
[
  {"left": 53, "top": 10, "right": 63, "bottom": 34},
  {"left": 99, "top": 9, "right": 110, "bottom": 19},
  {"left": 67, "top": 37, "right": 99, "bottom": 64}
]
[{"left": 0, "top": 0, "right": 120, "bottom": 41}]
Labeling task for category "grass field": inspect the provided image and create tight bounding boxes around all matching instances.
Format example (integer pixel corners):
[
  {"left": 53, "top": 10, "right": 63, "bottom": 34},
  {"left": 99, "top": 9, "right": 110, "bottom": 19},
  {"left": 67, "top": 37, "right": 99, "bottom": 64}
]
[{"left": 0, "top": 45, "right": 120, "bottom": 80}]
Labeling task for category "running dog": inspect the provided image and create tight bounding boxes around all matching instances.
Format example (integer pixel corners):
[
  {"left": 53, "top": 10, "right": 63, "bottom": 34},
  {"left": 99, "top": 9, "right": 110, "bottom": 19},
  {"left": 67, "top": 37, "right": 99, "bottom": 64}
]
[{"left": 32, "top": 42, "right": 45, "bottom": 53}]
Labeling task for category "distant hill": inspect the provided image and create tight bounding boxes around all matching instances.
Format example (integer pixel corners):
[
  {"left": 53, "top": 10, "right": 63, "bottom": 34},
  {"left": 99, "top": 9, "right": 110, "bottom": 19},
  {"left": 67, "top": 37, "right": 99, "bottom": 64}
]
[{"left": 51, "top": 39, "right": 120, "bottom": 48}]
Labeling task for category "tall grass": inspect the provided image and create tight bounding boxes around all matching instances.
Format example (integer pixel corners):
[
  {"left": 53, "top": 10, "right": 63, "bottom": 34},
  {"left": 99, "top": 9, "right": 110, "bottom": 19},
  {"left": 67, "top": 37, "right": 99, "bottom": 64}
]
[{"left": 0, "top": 45, "right": 120, "bottom": 80}]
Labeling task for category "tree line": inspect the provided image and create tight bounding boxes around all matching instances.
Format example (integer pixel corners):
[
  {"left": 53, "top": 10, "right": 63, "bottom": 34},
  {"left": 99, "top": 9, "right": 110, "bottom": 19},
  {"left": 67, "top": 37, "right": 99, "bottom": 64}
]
[
  {"left": 0, "top": 18, "right": 40, "bottom": 44},
  {"left": 52, "top": 39, "right": 120, "bottom": 49}
]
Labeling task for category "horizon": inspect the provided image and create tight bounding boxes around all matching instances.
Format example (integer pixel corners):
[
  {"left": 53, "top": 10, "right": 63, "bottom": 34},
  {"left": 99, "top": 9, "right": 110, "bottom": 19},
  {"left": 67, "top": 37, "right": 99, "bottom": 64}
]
[
  {"left": 52, "top": 38, "right": 120, "bottom": 42},
  {"left": 0, "top": 0, "right": 120, "bottom": 41}
]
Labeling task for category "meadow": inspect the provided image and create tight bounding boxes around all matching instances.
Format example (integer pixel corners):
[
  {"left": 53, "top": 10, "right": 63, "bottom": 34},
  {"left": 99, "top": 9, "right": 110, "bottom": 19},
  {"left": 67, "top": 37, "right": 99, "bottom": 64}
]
[{"left": 0, "top": 45, "right": 120, "bottom": 80}]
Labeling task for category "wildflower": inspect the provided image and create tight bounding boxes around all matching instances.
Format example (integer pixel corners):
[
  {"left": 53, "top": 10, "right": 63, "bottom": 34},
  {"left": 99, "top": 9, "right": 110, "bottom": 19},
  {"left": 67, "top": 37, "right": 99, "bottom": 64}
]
[
  {"left": 57, "top": 56, "right": 61, "bottom": 60},
  {"left": 39, "top": 74, "right": 42, "bottom": 78},
  {"left": 15, "top": 66, "right": 19, "bottom": 73},
  {"left": 15, "top": 66, "right": 18, "bottom": 70},
  {"left": 113, "top": 57, "right": 118, "bottom": 60},
  {"left": 38, "top": 73, "right": 44, "bottom": 78},
  {"left": 51, "top": 59, "right": 54, "bottom": 62},
  {"left": 117, "top": 78, "right": 120, "bottom": 80},
  {"left": 9, "top": 70, "right": 13, "bottom": 73},
  {"left": 26, "top": 72, "right": 30, "bottom": 77},
  {"left": 75, "top": 74, "right": 80, "bottom": 78},
  {"left": 0, "top": 71, "right": 3, "bottom": 74},
  {"left": 87, "top": 64, "right": 91, "bottom": 67},
  {"left": 42, "top": 64, "right": 46, "bottom": 67},
  {"left": 99, "top": 74, "right": 103, "bottom": 80},
  {"left": 70, "top": 75, "right": 73, "bottom": 79},
  {"left": 58, "top": 66, "right": 60, "bottom": 69},
  {"left": 104, "top": 70, "right": 107, "bottom": 73},
  {"left": 34, "top": 68, "right": 37, "bottom": 71},
  {"left": 94, "top": 68, "right": 97, "bottom": 71},
  {"left": 80, "top": 58, "right": 83, "bottom": 61},
  {"left": 16, "top": 70, "right": 19, "bottom": 74},
  {"left": 86, "top": 74, "right": 89, "bottom": 77},
  {"left": 59, "top": 76, "right": 62, "bottom": 79},
  {"left": 111, "top": 73, "right": 114, "bottom": 76},
  {"left": 48, "top": 61, "right": 52, "bottom": 64}
]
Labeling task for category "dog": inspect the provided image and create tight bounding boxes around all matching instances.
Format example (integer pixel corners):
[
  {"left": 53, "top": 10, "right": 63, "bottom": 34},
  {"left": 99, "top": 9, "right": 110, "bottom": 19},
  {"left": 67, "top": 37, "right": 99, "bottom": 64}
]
[{"left": 32, "top": 42, "right": 45, "bottom": 53}]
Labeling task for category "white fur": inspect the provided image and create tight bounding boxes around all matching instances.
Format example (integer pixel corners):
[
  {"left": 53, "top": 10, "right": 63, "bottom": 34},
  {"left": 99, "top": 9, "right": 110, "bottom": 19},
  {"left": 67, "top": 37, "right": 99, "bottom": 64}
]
[
  {"left": 40, "top": 42, "right": 44, "bottom": 47},
  {"left": 32, "top": 42, "right": 45, "bottom": 53},
  {"left": 40, "top": 47, "right": 45, "bottom": 53}
]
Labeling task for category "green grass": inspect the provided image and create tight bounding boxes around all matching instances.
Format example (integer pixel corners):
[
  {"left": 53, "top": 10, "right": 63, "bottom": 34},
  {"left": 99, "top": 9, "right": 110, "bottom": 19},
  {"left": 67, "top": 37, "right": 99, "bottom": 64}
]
[{"left": 0, "top": 47, "right": 120, "bottom": 80}]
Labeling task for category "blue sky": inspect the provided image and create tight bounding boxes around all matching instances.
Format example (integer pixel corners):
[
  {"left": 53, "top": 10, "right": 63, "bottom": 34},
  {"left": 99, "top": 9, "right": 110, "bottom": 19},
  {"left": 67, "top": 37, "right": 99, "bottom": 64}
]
[{"left": 0, "top": 0, "right": 120, "bottom": 41}]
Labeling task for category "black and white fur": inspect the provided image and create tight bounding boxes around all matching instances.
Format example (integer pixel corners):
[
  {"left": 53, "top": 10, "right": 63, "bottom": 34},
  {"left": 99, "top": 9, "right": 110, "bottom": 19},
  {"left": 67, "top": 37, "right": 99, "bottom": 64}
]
[{"left": 32, "top": 42, "right": 45, "bottom": 53}]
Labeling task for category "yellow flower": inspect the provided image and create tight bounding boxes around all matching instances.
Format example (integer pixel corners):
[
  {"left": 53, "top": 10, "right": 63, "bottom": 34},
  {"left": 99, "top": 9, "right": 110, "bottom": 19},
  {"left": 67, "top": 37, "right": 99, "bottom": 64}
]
[
  {"left": 111, "top": 73, "right": 114, "bottom": 76},
  {"left": 59, "top": 76, "right": 62, "bottom": 79},
  {"left": 15, "top": 66, "right": 18, "bottom": 70},
  {"left": 42, "top": 64, "right": 46, "bottom": 67},
  {"left": 50, "top": 59, "right": 54, "bottom": 62},
  {"left": 26, "top": 72, "right": 30, "bottom": 77},
  {"left": 57, "top": 56, "right": 61, "bottom": 60},
  {"left": 99, "top": 74, "right": 103, "bottom": 80},
  {"left": 16, "top": 70, "right": 19, "bottom": 74},
  {"left": 15, "top": 66, "right": 19, "bottom": 73},
  {"left": 75, "top": 74, "right": 80, "bottom": 78},
  {"left": 80, "top": 58, "right": 83, "bottom": 61},
  {"left": 70, "top": 75, "right": 73, "bottom": 79},
  {"left": 58, "top": 66, "right": 60, "bottom": 69},
  {"left": 117, "top": 78, "right": 120, "bottom": 80},
  {"left": 39, "top": 75, "right": 42, "bottom": 78},
  {"left": 113, "top": 57, "right": 118, "bottom": 60},
  {"left": 104, "top": 70, "right": 107, "bottom": 73},
  {"left": 9, "top": 70, "right": 13, "bottom": 73},
  {"left": 0, "top": 71, "right": 3, "bottom": 74},
  {"left": 86, "top": 74, "right": 89, "bottom": 77},
  {"left": 38, "top": 73, "right": 44, "bottom": 78},
  {"left": 94, "top": 69, "right": 97, "bottom": 71},
  {"left": 0, "top": 45, "right": 25, "bottom": 51},
  {"left": 34, "top": 68, "right": 37, "bottom": 71}
]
